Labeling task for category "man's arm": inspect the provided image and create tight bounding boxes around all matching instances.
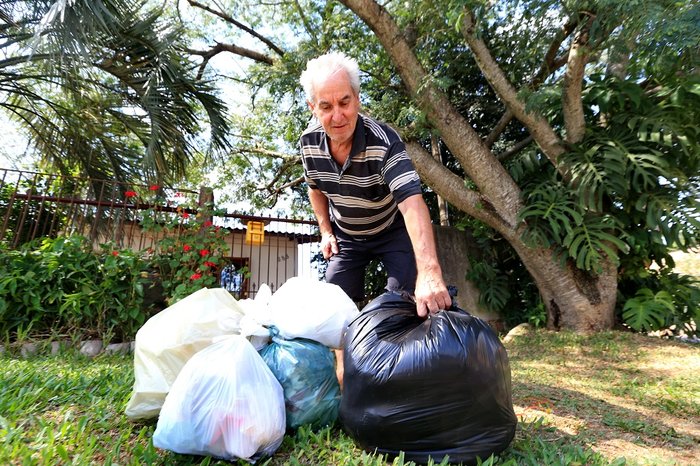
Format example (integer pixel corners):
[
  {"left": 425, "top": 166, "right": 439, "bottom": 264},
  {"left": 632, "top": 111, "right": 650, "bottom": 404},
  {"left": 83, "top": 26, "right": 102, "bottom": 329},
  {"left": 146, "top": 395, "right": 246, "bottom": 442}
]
[
  {"left": 398, "top": 194, "right": 452, "bottom": 317},
  {"left": 309, "top": 187, "right": 339, "bottom": 259}
]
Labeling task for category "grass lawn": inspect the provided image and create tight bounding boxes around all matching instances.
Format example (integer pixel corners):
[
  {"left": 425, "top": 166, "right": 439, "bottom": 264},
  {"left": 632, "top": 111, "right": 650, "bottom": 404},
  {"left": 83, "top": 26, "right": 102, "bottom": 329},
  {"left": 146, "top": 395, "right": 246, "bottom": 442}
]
[{"left": 1, "top": 330, "right": 698, "bottom": 465}]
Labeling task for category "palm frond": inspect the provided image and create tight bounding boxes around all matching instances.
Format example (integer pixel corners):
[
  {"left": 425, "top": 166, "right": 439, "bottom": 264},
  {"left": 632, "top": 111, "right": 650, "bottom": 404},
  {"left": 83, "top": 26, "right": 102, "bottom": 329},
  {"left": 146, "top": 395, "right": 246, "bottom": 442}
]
[{"left": 2, "top": 0, "right": 230, "bottom": 185}]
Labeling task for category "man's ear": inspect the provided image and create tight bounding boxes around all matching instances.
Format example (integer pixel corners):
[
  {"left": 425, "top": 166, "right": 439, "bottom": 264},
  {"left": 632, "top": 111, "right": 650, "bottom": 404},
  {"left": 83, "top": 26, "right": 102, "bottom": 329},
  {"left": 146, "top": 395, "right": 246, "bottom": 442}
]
[{"left": 307, "top": 100, "right": 319, "bottom": 120}]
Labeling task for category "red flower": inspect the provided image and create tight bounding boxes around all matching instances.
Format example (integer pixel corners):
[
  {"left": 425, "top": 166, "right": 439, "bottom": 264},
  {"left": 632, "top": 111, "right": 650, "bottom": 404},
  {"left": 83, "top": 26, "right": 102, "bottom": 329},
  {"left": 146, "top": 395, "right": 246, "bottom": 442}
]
[
  {"left": 149, "top": 184, "right": 160, "bottom": 191},
  {"left": 190, "top": 272, "right": 202, "bottom": 280},
  {"left": 175, "top": 192, "right": 182, "bottom": 197},
  {"left": 182, "top": 212, "right": 190, "bottom": 219},
  {"left": 203, "top": 261, "right": 217, "bottom": 268},
  {"left": 199, "top": 249, "right": 210, "bottom": 257},
  {"left": 183, "top": 244, "right": 192, "bottom": 252},
  {"left": 203, "top": 220, "right": 213, "bottom": 228},
  {"left": 124, "top": 190, "right": 137, "bottom": 198},
  {"left": 111, "top": 251, "right": 119, "bottom": 256}
]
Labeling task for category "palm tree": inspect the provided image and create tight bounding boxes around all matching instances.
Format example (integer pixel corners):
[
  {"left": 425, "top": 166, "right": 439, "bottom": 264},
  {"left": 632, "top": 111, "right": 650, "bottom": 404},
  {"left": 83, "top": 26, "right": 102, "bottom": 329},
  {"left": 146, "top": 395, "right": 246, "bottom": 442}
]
[{"left": 0, "top": 0, "right": 230, "bottom": 186}]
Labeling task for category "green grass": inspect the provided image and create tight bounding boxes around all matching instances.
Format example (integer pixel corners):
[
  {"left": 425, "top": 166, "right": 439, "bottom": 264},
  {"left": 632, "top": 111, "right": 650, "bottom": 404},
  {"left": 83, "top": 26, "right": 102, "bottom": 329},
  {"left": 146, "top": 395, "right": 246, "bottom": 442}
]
[{"left": 1, "top": 331, "right": 698, "bottom": 465}]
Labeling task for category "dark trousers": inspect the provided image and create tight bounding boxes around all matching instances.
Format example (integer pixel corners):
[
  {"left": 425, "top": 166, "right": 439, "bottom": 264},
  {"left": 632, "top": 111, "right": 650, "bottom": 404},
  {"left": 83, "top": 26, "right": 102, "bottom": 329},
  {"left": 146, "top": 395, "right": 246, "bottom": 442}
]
[{"left": 325, "top": 216, "right": 417, "bottom": 302}]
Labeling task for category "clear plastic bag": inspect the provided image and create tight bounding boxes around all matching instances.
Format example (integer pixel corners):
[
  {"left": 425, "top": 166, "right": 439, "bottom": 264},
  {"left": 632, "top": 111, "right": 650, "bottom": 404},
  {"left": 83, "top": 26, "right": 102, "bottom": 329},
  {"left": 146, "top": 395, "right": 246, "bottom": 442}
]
[
  {"left": 153, "top": 335, "right": 286, "bottom": 462},
  {"left": 125, "top": 288, "right": 246, "bottom": 420},
  {"left": 267, "top": 277, "right": 358, "bottom": 348}
]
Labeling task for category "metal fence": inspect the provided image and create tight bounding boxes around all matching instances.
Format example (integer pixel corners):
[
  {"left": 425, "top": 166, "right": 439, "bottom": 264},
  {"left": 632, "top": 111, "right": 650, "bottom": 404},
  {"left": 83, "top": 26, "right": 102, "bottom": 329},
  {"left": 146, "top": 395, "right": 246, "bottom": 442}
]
[{"left": 0, "top": 168, "right": 323, "bottom": 297}]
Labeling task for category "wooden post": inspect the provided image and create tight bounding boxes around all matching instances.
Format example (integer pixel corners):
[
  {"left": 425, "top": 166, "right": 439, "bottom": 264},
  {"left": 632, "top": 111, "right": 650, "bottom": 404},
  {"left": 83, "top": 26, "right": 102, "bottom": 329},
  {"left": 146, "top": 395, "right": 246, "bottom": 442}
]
[
  {"left": 431, "top": 134, "right": 449, "bottom": 226},
  {"left": 198, "top": 186, "right": 215, "bottom": 224}
]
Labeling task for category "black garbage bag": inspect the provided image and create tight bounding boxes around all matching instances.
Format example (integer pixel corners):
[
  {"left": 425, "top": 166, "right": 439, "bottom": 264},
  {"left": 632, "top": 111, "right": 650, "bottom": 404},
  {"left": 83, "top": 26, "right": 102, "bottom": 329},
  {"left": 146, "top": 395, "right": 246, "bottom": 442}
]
[{"left": 339, "top": 292, "right": 517, "bottom": 465}]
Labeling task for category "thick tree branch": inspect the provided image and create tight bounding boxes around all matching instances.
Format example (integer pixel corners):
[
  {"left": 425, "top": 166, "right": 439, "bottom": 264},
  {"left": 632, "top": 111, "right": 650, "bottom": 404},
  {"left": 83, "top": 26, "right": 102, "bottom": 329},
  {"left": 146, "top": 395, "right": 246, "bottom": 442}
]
[
  {"left": 562, "top": 15, "right": 594, "bottom": 144},
  {"left": 484, "top": 109, "right": 513, "bottom": 148},
  {"left": 460, "top": 9, "right": 565, "bottom": 167},
  {"left": 187, "top": 42, "right": 275, "bottom": 77},
  {"left": 531, "top": 19, "right": 578, "bottom": 88},
  {"left": 405, "top": 141, "right": 513, "bottom": 234},
  {"left": 340, "top": 0, "right": 523, "bottom": 227},
  {"left": 187, "top": 40, "right": 274, "bottom": 79},
  {"left": 485, "top": 21, "right": 575, "bottom": 147},
  {"left": 187, "top": 0, "right": 285, "bottom": 56}
]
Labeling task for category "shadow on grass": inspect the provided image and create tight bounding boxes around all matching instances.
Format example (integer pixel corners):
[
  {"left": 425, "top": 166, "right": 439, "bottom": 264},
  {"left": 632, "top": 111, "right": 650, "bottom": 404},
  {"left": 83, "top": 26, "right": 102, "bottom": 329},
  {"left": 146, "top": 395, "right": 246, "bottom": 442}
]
[{"left": 510, "top": 381, "right": 698, "bottom": 464}]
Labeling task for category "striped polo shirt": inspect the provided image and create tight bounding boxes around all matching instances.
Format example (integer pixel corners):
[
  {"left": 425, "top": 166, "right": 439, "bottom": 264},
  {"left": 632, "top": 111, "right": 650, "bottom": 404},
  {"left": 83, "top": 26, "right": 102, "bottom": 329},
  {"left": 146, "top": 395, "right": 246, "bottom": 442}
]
[{"left": 300, "top": 113, "right": 422, "bottom": 237}]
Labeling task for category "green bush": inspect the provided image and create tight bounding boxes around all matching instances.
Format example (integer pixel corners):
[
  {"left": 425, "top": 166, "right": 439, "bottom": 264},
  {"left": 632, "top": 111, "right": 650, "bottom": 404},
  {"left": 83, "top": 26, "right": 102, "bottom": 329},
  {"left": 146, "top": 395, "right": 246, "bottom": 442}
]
[
  {"left": 618, "top": 266, "right": 700, "bottom": 334},
  {"left": 0, "top": 197, "right": 238, "bottom": 343},
  {"left": 0, "top": 236, "right": 149, "bottom": 343}
]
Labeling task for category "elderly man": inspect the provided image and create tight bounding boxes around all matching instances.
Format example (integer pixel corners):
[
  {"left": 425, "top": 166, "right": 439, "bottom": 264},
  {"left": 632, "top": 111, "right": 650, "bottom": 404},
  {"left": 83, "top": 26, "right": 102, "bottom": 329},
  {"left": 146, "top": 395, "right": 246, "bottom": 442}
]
[{"left": 299, "top": 51, "right": 451, "bottom": 318}]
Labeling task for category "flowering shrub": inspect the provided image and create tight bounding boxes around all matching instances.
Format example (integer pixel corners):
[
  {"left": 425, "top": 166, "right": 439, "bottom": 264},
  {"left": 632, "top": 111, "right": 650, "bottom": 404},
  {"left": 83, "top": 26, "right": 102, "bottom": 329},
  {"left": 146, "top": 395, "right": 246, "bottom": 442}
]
[
  {"left": 141, "top": 203, "right": 229, "bottom": 305},
  {"left": 0, "top": 184, "right": 236, "bottom": 343}
]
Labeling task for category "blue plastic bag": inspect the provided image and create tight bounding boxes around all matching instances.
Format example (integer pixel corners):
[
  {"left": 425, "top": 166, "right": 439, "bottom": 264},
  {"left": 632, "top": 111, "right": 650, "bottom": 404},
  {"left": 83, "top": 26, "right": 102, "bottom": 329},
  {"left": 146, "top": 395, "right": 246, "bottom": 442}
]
[{"left": 260, "top": 329, "right": 341, "bottom": 430}]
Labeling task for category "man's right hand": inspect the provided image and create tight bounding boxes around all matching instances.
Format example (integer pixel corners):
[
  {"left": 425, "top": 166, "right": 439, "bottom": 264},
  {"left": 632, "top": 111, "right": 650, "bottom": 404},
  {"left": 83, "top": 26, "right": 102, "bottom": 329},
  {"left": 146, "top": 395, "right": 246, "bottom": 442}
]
[{"left": 320, "top": 232, "right": 339, "bottom": 259}]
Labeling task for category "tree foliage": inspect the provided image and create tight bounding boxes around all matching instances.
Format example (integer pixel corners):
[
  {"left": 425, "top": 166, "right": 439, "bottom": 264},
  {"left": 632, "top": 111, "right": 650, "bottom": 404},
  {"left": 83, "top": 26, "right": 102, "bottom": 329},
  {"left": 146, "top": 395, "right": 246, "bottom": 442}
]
[
  {"left": 3, "top": 0, "right": 698, "bottom": 331},
  {"left": 181, "top": 0, "right": 699, "bottom": 332},
  {"left": 0, "top": 0, "right": 230, "bottom": 186}
]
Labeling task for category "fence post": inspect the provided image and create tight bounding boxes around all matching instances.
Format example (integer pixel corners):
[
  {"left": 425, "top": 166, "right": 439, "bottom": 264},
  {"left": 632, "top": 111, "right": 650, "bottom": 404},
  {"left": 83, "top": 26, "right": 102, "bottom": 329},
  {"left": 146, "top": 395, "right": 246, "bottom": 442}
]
[{"left": 198, "top": 186, "right": 215, "bottom": 221}]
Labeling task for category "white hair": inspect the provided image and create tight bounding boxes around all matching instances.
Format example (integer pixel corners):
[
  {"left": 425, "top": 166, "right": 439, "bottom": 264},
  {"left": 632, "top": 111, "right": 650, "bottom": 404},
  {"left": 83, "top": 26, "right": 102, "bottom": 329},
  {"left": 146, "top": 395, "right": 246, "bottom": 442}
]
[{"left": 300, "top": 52, "right": 361, "bottom": 103}]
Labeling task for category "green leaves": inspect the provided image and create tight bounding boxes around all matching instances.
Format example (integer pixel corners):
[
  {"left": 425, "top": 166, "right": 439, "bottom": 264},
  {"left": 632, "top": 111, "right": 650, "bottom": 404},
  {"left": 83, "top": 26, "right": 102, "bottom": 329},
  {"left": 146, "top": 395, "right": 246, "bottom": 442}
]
[
  {"left": 141, "top": 205, "right": 229, "bottom": 305},
  {"left": 622, "top": 288, "right": 675, "bottom": 332},
  {"left": 516, "top": 74, "right": 700, "bottom": 282},
  {"left": 561, "top": 136, "right": 669, "bottom": 212},
  {"left": 561, "top": 141, "right": 626, "bottom": 211},
  {"left": 519, "top": 181, "right": 628, "bottom": 273},
  {"left": 519, "top": 159, "right": 647, "bottom": 274},
  {"left": 2, "top": 0, "right": 230, "bottom": 185},
  {"left": 520, "top": 183, "right": 583, "bottom": 244},
  {"left": 0, "top": 236, "right": 148, "bottom": 342},
  {"left": 466, "top": 259, "right": 511, "bottom": 312},
  {"left": 562, "top": 216, "right": 629, "bottom": 272}
]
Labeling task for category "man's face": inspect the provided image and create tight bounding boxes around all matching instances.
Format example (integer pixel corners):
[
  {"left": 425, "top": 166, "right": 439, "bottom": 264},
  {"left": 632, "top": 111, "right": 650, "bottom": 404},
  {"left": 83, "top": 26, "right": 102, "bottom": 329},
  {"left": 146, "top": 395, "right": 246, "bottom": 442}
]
[{"left": 308, "top": 69, "right": 360, "bottom": 148}]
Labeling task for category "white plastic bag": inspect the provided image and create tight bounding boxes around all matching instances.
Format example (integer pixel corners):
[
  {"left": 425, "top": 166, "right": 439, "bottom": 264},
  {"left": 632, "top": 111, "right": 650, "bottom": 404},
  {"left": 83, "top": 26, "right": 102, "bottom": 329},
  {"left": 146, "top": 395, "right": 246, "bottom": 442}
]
[
  {"left": 125, "top": 288, "right": 246, "bottom": 420},
  {"left": 267, "top": 277, "right": 359, "bottom": 348},
  {"left": 153, "top": 335, "right": 286, "bottom": 462},
  {"left": 238, "top": 283, "right": 273, "bottom": 350}
]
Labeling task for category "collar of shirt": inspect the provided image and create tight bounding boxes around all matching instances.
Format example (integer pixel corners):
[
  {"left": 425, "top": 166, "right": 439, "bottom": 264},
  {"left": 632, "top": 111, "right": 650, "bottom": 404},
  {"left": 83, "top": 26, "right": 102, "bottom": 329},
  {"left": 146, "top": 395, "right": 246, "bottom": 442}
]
[{"left": 318, "top": 114, "right": 366, "bottom": 157}]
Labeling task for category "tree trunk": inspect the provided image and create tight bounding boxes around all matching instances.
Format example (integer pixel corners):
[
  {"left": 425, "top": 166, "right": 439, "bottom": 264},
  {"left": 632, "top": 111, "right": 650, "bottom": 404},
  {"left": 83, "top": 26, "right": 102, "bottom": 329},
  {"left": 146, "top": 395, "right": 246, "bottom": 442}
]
[
  {"left": 407, "top": 141, "right": 617, "bottom": 331},
  {"left": 509, "top": 240, "right": 618, "bottom": 331}
]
